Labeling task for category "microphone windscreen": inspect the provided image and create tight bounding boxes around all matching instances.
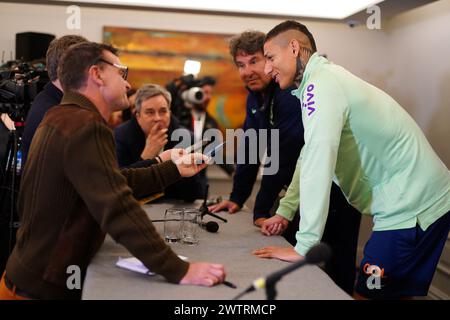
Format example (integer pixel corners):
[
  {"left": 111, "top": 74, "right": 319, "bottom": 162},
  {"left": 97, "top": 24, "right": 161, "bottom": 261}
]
[
  {"left": 205, "top": 221, "right": 219, "bottom": 233},
  {"left": 305, "top": 243, "right": 332, "bottom": 264}
]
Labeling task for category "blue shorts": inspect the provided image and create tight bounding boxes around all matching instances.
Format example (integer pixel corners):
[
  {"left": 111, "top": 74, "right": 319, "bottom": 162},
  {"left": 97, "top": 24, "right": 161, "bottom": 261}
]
[{"left": 355, "top": 210, "right": 450, "bottom": 299}]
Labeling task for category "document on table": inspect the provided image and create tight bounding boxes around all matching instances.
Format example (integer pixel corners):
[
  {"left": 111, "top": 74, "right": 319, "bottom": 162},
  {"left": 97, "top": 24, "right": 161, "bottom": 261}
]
[{"left": 116, "top": 255, "right": 188, "bottom": 275}]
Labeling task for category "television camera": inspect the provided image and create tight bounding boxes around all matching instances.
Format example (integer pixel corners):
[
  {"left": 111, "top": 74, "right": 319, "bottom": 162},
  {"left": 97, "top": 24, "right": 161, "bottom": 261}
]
[
  {"left": 0, "top": 60, "right": 48, "bottom": 273},
  {"left": 0, "top": 60, "right": 48, "bottom": 122},
  {"left": 165, "top": 74, "right": 216, "bottom": 123}
]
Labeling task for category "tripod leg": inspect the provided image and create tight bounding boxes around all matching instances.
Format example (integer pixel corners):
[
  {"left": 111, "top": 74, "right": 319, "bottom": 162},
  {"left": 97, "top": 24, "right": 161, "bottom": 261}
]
[{"left": 0, "top": 130, "right": 21, "bottom": 274}]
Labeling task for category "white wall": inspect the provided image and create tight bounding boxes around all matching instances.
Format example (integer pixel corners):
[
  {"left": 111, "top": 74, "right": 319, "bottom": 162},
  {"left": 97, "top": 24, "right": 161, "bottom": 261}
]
[
  {"left": 2, "top": 1, "right": 446, "bottom": 162},
  {"left": 384, "top": 0, "right": 450, "bottom": 300},
  {"left": 0, "top": 2, "right": 389, "bottom": 82},
  {"left": 385, "top": 0, "right": 450, "bottom": 166},
  {"left": 1, "top": 2, "right": 447, "bottom": 164}
]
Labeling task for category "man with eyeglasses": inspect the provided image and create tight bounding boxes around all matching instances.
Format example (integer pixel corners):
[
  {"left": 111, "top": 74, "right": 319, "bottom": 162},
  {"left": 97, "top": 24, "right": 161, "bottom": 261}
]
[
  {"left": 96, "top": 58, "right": 129, "bottom": 81},
  {"left": 1, "top": 42, "right": 225, "bottom": 300},
  {"left": 114, "top": 84, "right": 207, "bottom": 202},
  {"left": 1, "top": 35, "right": 88, "bottom": 276}
]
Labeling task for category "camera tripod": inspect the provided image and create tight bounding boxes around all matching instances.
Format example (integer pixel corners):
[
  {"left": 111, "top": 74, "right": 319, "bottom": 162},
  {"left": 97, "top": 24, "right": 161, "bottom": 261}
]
[{"left": 0, "top": 119, "right": 23, "bottom": 273}]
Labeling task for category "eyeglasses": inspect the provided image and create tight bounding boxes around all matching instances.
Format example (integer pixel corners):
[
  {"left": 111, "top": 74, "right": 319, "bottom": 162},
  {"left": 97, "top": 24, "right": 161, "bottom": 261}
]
[{"left": 95, "top": 58, "right": 129, "bottom": 80}]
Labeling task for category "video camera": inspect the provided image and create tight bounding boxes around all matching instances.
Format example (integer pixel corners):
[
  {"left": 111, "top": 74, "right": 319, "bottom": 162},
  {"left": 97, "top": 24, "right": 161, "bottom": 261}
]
[
  {"left": 0, "top": 60, "right": 48, "bottom": 122},
  {"left": 166, "top": 74, "right": 217, "bottom": 120},
  {"left": 181, "top": 86, "right": 205, "bottom": 106},
  {"left": 166, "top": 74, "right": 204, "bottom": 117}
]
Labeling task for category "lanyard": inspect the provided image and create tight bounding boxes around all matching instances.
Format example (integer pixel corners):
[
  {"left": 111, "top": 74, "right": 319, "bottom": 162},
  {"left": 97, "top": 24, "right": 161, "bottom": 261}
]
[{"left": 269, "top": 98, "right": 275, "bottom": 127}]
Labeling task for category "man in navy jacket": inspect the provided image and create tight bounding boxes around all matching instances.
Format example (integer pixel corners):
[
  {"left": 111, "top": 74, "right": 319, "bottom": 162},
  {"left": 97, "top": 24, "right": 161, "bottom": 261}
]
[
  {"left": 22, "top": 35, "right": 88, "bottom": 167},
  {"left": 209, "top": 31, "right": 303, "bottom": 228}
]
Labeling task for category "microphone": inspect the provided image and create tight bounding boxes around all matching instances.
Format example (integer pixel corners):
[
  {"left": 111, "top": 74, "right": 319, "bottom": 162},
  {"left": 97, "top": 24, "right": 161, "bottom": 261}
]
[
  {"left": 200, "top": 184, "right": 227, "bottom": 223},
  {"left": 233, "top": 243, "right": 332, "bottom": 300},
  {"left": 151, "top": 220, "right": 219, "bottom": 233},
  {"left": 201, "top": 221, "right": 219, "bottom": 233}
]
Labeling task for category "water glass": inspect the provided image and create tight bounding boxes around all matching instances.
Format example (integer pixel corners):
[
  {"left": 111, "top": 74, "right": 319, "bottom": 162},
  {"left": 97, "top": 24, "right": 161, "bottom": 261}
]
[
  {"left": 164, "top": 208, "right": 183, "bottom": 243},
  {"left": 182, "top": 208, "right": 201, "bottom": 245}
]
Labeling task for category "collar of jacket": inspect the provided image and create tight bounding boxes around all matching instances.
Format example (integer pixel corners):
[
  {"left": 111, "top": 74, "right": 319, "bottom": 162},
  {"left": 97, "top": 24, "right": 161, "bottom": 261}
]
[
  {"left": 246, "top": 80, "right": 277, "bottom": 111},
  {"left": 59, "top": 91, "right": 106, "bottom": 123},
  {"left": 291, "top": 52, "right": 322, "bottom": 100}
]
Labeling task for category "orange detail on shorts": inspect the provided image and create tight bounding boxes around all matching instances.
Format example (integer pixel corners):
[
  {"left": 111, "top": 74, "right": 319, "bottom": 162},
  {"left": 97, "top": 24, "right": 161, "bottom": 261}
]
[{"left": 363, "top": 263, "right": 385, "bottom": 277}]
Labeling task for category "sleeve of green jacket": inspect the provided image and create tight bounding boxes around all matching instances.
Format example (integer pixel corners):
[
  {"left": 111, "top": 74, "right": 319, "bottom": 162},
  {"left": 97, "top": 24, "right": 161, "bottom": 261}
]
[
  {"left": 276, "top": 155, "right": 301, "bottom": 221},
  {"left": 293, "top": 74, "right": 348, "bottom": 256}
]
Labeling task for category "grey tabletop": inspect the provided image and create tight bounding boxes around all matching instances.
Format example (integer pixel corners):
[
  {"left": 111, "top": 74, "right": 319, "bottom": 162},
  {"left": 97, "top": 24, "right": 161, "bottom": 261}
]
[{"left": 82, "top": 201, "right": 351, "bottom": 300}]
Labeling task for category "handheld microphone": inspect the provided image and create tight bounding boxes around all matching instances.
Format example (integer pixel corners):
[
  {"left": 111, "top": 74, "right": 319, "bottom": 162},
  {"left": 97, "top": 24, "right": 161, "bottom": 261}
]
[
  {"left": 233, "top": 243, "right": 332, "bottom": 300},
  {"left": 201, "top": 221, "right": 219, "bottom": 233}
]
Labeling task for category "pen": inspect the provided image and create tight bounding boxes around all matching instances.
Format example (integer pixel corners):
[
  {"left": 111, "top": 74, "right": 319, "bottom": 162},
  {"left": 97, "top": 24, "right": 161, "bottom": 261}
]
[{"left": 222, "top": 280, "right": 237, "bottom": 289}]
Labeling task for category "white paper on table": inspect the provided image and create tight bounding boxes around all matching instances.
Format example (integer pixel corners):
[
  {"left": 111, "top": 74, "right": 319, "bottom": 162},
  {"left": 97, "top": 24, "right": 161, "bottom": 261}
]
[{"left": 116, "top": 255, "right": 188, "bottom": 275}]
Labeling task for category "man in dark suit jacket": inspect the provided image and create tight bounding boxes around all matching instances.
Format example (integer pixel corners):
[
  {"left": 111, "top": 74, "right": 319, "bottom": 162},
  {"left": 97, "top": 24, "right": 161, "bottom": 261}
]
[{"left": 114, "top": 84, "right": 206, "bottom": 202}]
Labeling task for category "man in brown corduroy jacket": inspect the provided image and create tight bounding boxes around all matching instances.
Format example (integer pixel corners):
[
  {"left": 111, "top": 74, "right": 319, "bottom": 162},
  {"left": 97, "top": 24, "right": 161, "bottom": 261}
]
[{"left": 1, "top": 42, "right": 226, "bottom": 300}]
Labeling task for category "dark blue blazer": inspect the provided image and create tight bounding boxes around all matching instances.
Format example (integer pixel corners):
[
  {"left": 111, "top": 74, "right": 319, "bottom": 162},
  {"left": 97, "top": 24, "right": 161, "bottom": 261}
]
[
  {"left": 230, "top": 81, "right": 304, "bottom": 220},
  {"left": 114, "top": 115, "right": 206, "bottom": 202},
  {"left": 22, "top": 81, "right": 63, "bottom": 167}
]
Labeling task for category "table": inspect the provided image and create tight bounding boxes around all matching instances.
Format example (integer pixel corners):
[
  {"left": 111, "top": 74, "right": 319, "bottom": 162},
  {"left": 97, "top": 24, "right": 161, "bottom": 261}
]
[{"left": 82, "top": 201, "right": 351, "bottom": 300}]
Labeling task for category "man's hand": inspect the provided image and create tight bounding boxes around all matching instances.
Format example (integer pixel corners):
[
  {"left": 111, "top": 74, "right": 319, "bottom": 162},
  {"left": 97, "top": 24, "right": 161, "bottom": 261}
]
[
  {"left": 140, "top": 124, "right": 168, "bottom": 160},
  {"left": 179, "top": 262, "right": 226, "bottom": 287},
  {"left": 158, "top": 148, "right": 185, "bottom": 162},
  {"left": 260, "top": 214, "right": 289, "bottom": 236},
  {"left": 208, "top": 200, "right": 240, "bottom": 214},
  {"left": 252, "top": 246, "right": 303, "bottom": 262},
  {"left": 253, "top": 217, "right": 267, "bottom": 227},
  {"left": 174, "top": 153, "right": 209, "bottom": 177}
]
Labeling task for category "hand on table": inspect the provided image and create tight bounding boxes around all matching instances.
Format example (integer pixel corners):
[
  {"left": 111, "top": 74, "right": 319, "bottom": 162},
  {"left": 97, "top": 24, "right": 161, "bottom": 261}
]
[
  {"left": 252, "top": 246, "right": 304, "bottom": 263},
  {"left": 260, "top": 214, "right": 289, "bottom": 236},
  {"left": 208, "top": 200, "right": 240, "bottom": 214},
  {"left": 180, "top": 262, "right": 226, "bottom": 287},
  {"left": 253, "top": 217, "right": 267, "bottom": 227}
]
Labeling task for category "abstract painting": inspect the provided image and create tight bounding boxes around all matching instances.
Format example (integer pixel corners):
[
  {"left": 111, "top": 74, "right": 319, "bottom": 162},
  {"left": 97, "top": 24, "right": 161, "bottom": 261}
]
[{"left": 103, "top": 26, "right": 247, "bottom": 129}]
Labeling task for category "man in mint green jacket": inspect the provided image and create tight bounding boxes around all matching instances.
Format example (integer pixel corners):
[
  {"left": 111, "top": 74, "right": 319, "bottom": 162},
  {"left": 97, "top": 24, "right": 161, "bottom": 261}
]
[{"left": 254, "top": 20, "right": 450, "bottom": 299}]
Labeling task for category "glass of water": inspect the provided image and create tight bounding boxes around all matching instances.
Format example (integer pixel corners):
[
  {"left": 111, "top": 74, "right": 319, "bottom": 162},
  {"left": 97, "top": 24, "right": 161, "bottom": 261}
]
[
  {"left": 164, "top": 208, "right": 183, "bottom": 243},
  {"left": 182, "top": 208, "right": 201, "bottom": 245}
]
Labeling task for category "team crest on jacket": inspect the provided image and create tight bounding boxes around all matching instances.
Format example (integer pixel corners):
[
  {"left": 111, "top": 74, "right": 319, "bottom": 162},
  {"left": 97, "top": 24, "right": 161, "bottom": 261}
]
[{"left": 302, "top": 84, "right": 316, "bottom": 116}]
